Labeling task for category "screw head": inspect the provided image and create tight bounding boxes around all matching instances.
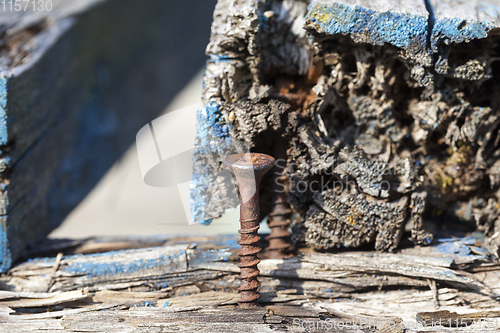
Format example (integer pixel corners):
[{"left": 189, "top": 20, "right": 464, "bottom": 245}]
[
  {"left": 223, "top": 153, "right": 275, "bottom": 202},
  {"left": 223, "top": 153, "right": 275, "bottom": 174}
]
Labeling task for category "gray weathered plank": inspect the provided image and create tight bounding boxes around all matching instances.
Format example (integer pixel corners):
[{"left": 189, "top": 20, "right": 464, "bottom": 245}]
[
  {"left": 0, "top": 0, "right": 216, "bottom": 272},
  {"left": 0, "top": 294, "right": 498, "bottom": 332},
  {"left": 2, "top": 238, "right": 498, "bottom": 300},
  {"left": 0, "top": 290, "right": 88, "bottom": 308},
  {"left": 0, "top": 235, "right": 499, "bottom": 332}
]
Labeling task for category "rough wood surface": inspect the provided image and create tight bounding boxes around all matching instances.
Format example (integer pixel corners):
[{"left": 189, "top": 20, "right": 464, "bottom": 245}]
[
  {"left": 3, "top": 235, "right": 494, "bottom": 296},
  {"left": 0, "top": 235, "right": 499, "bottom": 332},
  {"left": 430, "top": 0, "right": 500, "bottom": 50},
  {"left": 192, "top": 0, "right": 500, "bottom": 257},
  {"left": 306, "top": 0, "right": 431, "bottom": 64},
  {"left": 0, "top": 0, "right": 216, "bottom": 272}
]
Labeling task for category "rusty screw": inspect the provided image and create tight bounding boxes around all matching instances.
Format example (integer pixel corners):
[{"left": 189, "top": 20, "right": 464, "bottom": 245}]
[
  {"left": 266, "top": 174, "right": 292, "bottom": 258},
  {"left": 223, "top": 152, "right": 275, "bottom": 308},
  {"left": 266, "top": 137, "right": 292, "bottom": 259}
]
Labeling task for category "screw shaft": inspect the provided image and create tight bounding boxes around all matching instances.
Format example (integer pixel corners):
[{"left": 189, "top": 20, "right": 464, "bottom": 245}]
[
  {"left": 238, "top": 206, "right": 262, "bottom": 307},
  {"left": 266, "top": 137, "right": 292, "bottom": 258},
  {"left": 266, "top": 174, "right": 292, "bottom": 258},
  {"left": 223, "top": 153, "right": 275, "bottom": 308}
]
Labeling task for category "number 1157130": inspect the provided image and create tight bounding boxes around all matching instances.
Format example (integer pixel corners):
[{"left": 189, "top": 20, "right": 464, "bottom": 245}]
[{"left": 1, "top": 0, "right": 53, "bottom": 11}]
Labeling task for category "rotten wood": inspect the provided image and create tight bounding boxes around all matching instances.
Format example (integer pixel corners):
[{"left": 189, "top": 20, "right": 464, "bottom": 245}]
[{"left": 192, "top": 0, "right": 500, "bottom": 259}]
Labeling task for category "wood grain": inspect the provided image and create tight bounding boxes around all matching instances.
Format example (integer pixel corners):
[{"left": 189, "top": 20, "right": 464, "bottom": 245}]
[{"left": 0, "top": 235, "right": 498, "bottom": 332}]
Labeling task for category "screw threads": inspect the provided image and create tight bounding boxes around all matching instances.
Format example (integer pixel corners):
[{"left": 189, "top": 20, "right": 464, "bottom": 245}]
[
  {"left": 266, "top": 175, "right": 292, "bottom": 258},
  {"left": 266, "top": 135, "right": 292, "bottom": 259},
  {"left": 237, "top": 219, "right": 261, "bottom": 308},
  {"left": 223, "top": 153, "right": 275, "bottom": 309}
]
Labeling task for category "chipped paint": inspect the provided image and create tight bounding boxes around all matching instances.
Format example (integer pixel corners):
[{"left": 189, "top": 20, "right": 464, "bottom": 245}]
[
  {"left": 187, "top": 248, "right": 232, "bottom": 266},
  {"left": 25, "top": 247, "right": 230, "bottom": 281},
  {"left": 306, "top": 2, "right": 428, "bottom": 51},
  {"left": 306, "top": 1, "right": 497, "bottom": 53},
  {"left": 0, "top": 220, "right": 11, "bottom": 273},
  {"left": 434, "top": 237, "right": 486, "bottom": 260},
  {"left": 190, "top": 102, "right": 232, "bottom": 225},
  {"left": 63, "top": 250, "right": 185, "bottom": 277},
  {"left": 0, "top": 76, "right": 7, "bottom": 145},
  {"left": 431, "top": 17, "right": 492, "bottom": 50}
]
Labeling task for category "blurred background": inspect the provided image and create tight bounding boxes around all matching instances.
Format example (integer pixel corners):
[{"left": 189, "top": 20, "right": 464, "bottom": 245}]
[
  {"left": 0, "top": 0, "right": 264, "bottom": 260},
  {"left": 49, "top": 70, "right": 245, "bottom": 238},
  {"left": 39, "top": 0, "right": 267, "bottom": 239}
]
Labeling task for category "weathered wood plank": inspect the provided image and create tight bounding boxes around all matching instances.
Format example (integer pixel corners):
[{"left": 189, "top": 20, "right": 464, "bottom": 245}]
[
  {"left": 2, "top": 237, "right": 498, "bottom": 302},
  {"left": 319, "top": 287, "right": 500, "bottom": 331},
  {"left": 416, "top": 309, "right": 500, "bottom": 327},
  {"left": 6, "top": 244, "right": 199, "bottom": 292},
  {"left": 0, "top": 320, "right": 66, "bottom": 332},
  {"left": 0, "top": 290, "right": 58, "bottom": 300},
  {"left": 60, "top": 308, "right": 281, "bottom": 333},
  {"left": 0, "top": 0, "right": 216, "bottom": 272},
  {"left": 0, "top": 234, "right": 498, "bottom": 332},
  {"left": 1, "top": 303, "right": 123, "bottom": 320},
  {"left": 0, "top": 294, "right": 498, "bottom": 332},
  {"left": 195, "top": 253, "right": 479, "bottom": 289},
  {"left": 0, "top": 290, "right": 88, "bottom": 308}
]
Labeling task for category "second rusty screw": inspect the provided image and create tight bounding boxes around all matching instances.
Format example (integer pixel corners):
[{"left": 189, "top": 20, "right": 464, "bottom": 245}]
[
  {"left": 266, "top": 174, "right": 292, "bottom": 258},
  {"left": 223, "top": 153, "right": 275, "bottom": 308},
  {"left": 266, "top": 136, "right": 292, "bottom": 259}
]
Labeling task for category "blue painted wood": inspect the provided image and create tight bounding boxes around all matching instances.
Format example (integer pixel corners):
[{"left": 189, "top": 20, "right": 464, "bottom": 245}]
[
  {"left": 191, "top": 0, "right": 264, "bottom": 225},
  {"left": 430, "top": 0, "right": 500, "bottom": 50},
  {"left": 306, "top": 0, "right": 429, "bottom": 55},
  {"left": 4, "top": 236, "right": 488, "bottom": 293},
  {"left": 0, "top": 76, "right": 7, "bottom": 145},
  {"left": 0, "top": 0, "right": 216, "bottom": 272},
  {"left": 191, "top": 0, "right": 500, "bottom": 227},
  {"left": 306, "top": 0, "right": 500, "bottom": 54},
  {"left": 7, "top": 244, "right": 232, "bottom": 292}
]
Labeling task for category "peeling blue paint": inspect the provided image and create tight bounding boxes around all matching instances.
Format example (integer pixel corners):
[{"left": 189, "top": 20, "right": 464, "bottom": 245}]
[
  {"left": 209, "top": 54, "right": 236, "bottom": 63},
  {"left": 190, "top": 102, "right": 233, "bottom": 225},
  {"left": 431, "top": 18, "right": 492, "bottom": 51},
  {"left": 434, "top": 237, "right": 486, "bottom": 259},
  {"left": 131, "top": 301, "right": 155, "bottom": 307},
  {"left": 0, "top": 223, "right": 11, "bottom": 273},
  {"left": 306, "top": 1, "right": 497, "bottom": 56},
  {"left": 189, "top": 248, "right": 232, "bottom": 267},
  {"left": 63, "top": 250, "right": 184, "bottom": 277},
  {"left": 0, "top": 76, "right": 7, "bottom": 145},
  {"left": 306, "top": 2, "right": 428, "bottom": 50}
]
